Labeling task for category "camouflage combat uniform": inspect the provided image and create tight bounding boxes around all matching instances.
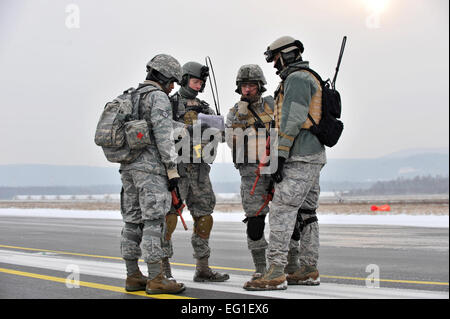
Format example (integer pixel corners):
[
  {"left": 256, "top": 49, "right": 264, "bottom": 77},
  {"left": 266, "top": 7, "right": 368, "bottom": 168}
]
[
  {"left": 115, "top": 54, "right": 186, "bottom": 295},
  {"left": 225, "top": 95, "right": 274, "bottom": 272},
  {"left": 245, "top": 37, "right": 325, "bottom": 291},
  {"left": 268, "top": 60, "right": 326, "bottom": 271},
  {"left": 163, "top": 91, "right": 217, "bottom": 260},
  {"left": 226, "top": 64, "right": 292, "bottom": 281},
  {"left": 163, "top": 61, "right": 228, "bottom": 282},
  {"left": 119, "top": 80, "right": 182, "bottom": 265}
]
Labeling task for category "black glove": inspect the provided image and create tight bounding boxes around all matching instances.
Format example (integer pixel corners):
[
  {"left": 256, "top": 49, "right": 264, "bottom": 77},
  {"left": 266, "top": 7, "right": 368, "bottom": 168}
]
[
  {"left": 254, "top": 120, "right": 266, "bottom": 130},
  {"left": 168, "top": 177, "right": 180, "bottom": 192},
  {"left": 240, "top": 96, "right": 252, "bottom": 103},
  {"left": 271, "top": 157, "right": 286, "bottom": 184}
]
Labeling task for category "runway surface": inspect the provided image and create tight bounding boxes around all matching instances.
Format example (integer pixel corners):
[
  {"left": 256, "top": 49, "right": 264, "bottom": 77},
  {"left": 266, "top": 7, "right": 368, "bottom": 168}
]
[{"left": 0, "top": 216, "right": 448, "bottom": 299}]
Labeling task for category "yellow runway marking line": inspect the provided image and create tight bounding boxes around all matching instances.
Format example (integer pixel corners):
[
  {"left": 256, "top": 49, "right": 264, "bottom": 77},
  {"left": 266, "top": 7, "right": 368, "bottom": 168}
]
[
  {"left": 0, "top": 267, "right": 194, "bottom": 299},
  {"left": 1, "top": 244, "right": 448, "bottom": 287}
]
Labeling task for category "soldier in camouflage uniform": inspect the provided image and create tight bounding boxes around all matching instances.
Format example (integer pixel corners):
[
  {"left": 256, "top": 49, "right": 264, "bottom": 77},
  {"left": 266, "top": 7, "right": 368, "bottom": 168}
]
[
  {"left": 244, "top": 37, "right": 326, "bottom": 291},
  {"left": 225, "top": 65, "right": 274, "bottom": 283},
  {"left": 119, "top": 54, "right": 187, "bottom": 295},
  {"left": 163, "top": 61, "right": 229, "bottom": 283}
]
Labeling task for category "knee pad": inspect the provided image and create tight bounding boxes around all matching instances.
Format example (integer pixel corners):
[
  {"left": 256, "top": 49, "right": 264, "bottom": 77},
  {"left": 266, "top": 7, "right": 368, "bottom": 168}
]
[
  {"left": 193, "top": 215, "right": 213, "bottom": 239},
  {"left": 298, "top": 208, "right": 316, "bottom": 215},
  {"left": 291, "top": 210, "right": 314, "bottom": 241},
  {"left": 165, "top": 214, "right": 178, "bottom": 241},
  {"left": 246, "top": 215, "right": 266, "bottom": 242},
  {"left": 293, "top": 209, "right": 318, "bottom": 237}
]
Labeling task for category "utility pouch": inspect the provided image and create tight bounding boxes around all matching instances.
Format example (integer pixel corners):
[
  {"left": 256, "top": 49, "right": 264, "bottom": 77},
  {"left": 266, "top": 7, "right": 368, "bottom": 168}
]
[
  {"left": 125, "top": 119, "right": 152, "bottom": 150},
  {"left": 198, "top": 163, "right": 211, "bottom": 182},
  {"left": 94, "top": 99, "right": 130, "bottom": 148}
]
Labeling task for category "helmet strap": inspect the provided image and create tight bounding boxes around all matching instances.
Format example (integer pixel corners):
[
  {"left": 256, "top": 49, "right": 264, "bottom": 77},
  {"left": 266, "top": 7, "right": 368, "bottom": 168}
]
[{"left": 274, "top": 57, "right": 284, "bottom": 75}]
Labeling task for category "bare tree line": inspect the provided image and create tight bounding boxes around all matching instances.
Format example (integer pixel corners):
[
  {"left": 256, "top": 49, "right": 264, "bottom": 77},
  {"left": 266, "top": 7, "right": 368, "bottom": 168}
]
[{"left": 349, "top": 175, "right": 449, "bottom": 196}]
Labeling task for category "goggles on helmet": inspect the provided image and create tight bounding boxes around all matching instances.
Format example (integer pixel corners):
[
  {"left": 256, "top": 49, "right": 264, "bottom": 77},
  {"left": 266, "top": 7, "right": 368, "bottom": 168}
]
[
  {"left": 199, "top": 65, "right": 209, "bottom": 81},
  {"left": 264, "top": 40, "right": 304, "bottom": 62}
]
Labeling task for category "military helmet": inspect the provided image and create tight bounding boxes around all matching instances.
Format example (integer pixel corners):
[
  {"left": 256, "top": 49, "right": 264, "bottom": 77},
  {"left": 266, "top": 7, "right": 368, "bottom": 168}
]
[
  {"left": 146, "top": 54, "right": 182, "bottom": 84},
  {"left": 264, "top": 36, "right": 304, "bottom": 63},
  {"left": 235, "top": 64, "right": 267, "bottom": 94},
  {"left": 180, "top": 61, "right": 209, "bottom": 92}
]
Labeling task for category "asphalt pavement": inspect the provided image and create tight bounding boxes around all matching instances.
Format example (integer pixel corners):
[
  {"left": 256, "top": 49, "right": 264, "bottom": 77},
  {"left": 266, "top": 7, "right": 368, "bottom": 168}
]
[{"left": 0, "top": 216, "right": 448, "bottom": 299}]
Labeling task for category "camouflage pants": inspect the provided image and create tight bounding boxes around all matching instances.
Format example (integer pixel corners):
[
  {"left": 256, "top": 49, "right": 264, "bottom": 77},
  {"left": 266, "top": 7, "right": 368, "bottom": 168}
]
[
  {"left": 240, "top": 164, "right": 269, "bottom": 251},
  {"left": 267, "top": 161, "right": 323, "bottom": 267},
  {"left": 163, "top": 163, "right": 216, "bottom": 260},
  {"left": 299, "top": 217, "right": 320, "bottom": 267},
  {"left": 120, "top": 169, "right": 171, "bottom": 264}
]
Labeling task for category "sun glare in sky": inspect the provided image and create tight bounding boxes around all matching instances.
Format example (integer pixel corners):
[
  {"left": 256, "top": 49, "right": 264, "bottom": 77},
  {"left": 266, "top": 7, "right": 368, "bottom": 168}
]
[{"left": 364, "top": 0, "right": 390, "bottom": 13}]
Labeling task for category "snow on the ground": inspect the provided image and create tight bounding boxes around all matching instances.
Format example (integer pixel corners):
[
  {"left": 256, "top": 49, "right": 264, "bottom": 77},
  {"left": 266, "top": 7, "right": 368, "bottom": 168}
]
[
  {"left": 0, "top": 208, "right": 448, "bottom": 228},
  {"left": 12, "top": 192, "right": 337, "bottom": 201}
]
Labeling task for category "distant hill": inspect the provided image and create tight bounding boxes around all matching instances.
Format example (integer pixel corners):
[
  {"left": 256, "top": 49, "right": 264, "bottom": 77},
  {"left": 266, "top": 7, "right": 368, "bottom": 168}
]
[
  {"left": 321, "top": 152, "right": 449, "bottom": 182},
  {"left": 383, "top": 147, "right": 449, "bottom": 158},
  {"left": 0, "top": 150, "right": 448, "bottom": 192},
  {"left": 211, "top": 152, "right": 449, "bottom": 184},
  {"left": 349, "top": 175, "right": 449, "bottom": 196},
  {"left": 0, "top": 164, "right": 121, "bottom": 187}
]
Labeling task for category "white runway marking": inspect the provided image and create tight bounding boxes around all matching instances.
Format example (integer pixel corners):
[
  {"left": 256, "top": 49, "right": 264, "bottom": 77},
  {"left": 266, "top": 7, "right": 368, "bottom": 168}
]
[{"left": 0, "top": 249, "right": 447, "bottom": 299}]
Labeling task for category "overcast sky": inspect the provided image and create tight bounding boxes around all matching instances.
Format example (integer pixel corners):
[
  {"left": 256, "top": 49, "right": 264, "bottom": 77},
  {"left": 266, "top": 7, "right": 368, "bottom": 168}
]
[{"left": 0, "top": 0, "right": 448, "bottom": 167}]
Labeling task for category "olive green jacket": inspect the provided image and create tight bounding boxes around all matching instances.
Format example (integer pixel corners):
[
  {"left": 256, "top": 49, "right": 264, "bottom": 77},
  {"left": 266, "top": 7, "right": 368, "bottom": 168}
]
[{"left": 276, "top": 61, "right": 325, "bottom": 160}]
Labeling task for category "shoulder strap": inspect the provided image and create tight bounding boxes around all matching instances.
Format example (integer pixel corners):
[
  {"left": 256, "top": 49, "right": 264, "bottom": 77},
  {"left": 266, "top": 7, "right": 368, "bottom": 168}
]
[
  {"left": 292, "top": 67, "right": 324, "bottom": 86},
  {"left": 289, "top": 68, "right": 322, "bottom": 128},
  {"left": 131, "top": 85, "right": 160, "bottom": 120},
  {"left": 307, "top": 113, "right": 318, "bottom": 127},
  {"left": 296, "top": 69, "right": 322, "bottom": 128},
  {"left": 170, "top": 92, "right": 180, "bottom": 121},
  {"left": 248, "top": 104, "right": 268, "bottom": 132},
  {"left": 136, "top": 84, "right": 161, "bottom": 95}
]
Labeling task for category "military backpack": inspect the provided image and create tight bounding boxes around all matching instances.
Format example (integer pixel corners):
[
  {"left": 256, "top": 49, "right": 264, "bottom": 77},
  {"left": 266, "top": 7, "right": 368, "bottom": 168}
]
[
  {"left": 283, "top": 67, "right": 344, "bottom": 148},
  {"left": 301, "top": 67, "right": 343, "bottom": 148},
  {"left": 94, "top": 86, "right": 158, "bottom": 163}
]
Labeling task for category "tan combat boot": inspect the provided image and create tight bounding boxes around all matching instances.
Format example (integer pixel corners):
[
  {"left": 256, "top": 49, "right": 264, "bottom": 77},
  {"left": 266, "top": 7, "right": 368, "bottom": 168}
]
[
  {"left": 162, "top": 257, "right": 175, "bottom": 281},
  {"left": 125, "top": 270, "right": 148, "bottom": 292},
  {"left": 250, "top": 249, "right": 267, "bottom": 281},
  {"left": 286, "top": 265, "right": 320, "bottom": 286},
  {"left": 146, "top": 272, "right": 186, "bottom": 295},
  {"left": 243, "top": 264, "right": 287, "bottom": 291},
  {"left": 284, "top": 248, "right": 300, "bottom": 275},
  {"left": 193, "top": 257, "right": 230, "bottom": 282},
  {"left": 250, "top": 263, "right": 267, "bottom": 281}
]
